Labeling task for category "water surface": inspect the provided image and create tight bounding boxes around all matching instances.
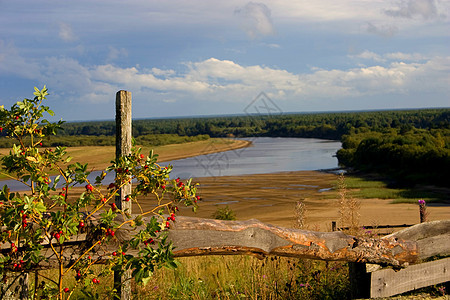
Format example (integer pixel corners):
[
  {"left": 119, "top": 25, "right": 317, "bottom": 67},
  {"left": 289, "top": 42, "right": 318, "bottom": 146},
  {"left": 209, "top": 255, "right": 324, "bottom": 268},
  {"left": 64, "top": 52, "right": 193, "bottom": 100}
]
[{"left": 1, "top": 137, "right": 341, "bottom": 191}]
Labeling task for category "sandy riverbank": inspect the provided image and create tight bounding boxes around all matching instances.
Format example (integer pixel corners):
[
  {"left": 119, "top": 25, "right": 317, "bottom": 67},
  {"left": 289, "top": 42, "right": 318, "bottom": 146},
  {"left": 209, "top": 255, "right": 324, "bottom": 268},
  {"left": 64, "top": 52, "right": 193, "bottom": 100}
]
[
  {"left": 174, "top": 171, "right": 450, "bottom": 231},
  {"left": 0, "top": 138, "right": 252, "bottom": 180}
]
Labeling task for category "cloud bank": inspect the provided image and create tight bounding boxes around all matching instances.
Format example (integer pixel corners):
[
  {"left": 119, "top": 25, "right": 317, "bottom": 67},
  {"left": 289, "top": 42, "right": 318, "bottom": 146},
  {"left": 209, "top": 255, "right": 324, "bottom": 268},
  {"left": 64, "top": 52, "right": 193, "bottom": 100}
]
[{"left": 1, "top": 41, "right": 448, "bottom": 107}]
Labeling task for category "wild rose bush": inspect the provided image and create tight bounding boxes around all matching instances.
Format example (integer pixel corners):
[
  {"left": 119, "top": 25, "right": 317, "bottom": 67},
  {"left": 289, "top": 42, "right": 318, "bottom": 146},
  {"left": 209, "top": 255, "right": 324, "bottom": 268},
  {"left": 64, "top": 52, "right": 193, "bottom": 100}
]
[{"left": 0, "top": 87, "right": 199, "bottom": 299}]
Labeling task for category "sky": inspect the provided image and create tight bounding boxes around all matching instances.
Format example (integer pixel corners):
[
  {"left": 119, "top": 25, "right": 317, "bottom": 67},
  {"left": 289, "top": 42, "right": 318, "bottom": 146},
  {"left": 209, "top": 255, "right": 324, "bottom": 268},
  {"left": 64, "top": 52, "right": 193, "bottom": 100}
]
[{"left": 0, "top": 0, "right": 449, "bottom": 121}]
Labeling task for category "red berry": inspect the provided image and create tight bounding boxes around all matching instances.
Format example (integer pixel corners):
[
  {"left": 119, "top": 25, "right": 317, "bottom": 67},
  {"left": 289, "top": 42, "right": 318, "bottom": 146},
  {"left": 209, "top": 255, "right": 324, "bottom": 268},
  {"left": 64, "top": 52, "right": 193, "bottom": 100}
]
[
  {"left": 165, "top": 221, "right": 170, "bottom": 228},
  {"left": 125, "top": 196, "right": 130, "bottom": 202},
  {"left": 64, "top": 287, "right": 69, "bottom": 293},
  {"left": 0, "top": 127, "right": 3, "bottom": 131},
  {"left": 171, "top": 215, "right": 176, "bottom": 221},
  {"left": 55, "top": 233, "right": 60, "bottom": 239},
  {"left": 140, "top": 154, "right": 144, "bottom": 159},
  {"left": 15, "top": 116, "right": 19, "bottom": 120},
  {"left": 39, "top": 142, "right": 42, "bottom": 146},
  {"left": 78, "top": 221, "right": 85, "bottom": 228},
  {"left": 117, "top": 168, "right": 122, "bottom": 173},
  {"left": 110, "top": 230, "right": 115, "bottom": 237},
  {"left": 175, "top": 178, "right": 180, "bottom": 183},
  {"left": 122, "top": 252, "right": 126, "bottom": 256},
  {"left": 112, "top": 251, "right": 117, "bottom": 256},
  {"left": 111, "top": 203, "right": 117, "bottom": 211},
  {"left": 88, "top": 256, "right": 91, "bottom": 260},
  {"left": 196, "top": 196, "right": 201, "bottom": 201},
  {"left": 161, "top": 185, "right": 166, "bottom": 190},
  {"left": 13, "top": 263, "right": 18, "bottom": 268},
  {"left": 92, "top": 278, "right": 97, "bottom": 284},
  {"left": 85, "top": 184, "right": 93, "bottom": 192}
]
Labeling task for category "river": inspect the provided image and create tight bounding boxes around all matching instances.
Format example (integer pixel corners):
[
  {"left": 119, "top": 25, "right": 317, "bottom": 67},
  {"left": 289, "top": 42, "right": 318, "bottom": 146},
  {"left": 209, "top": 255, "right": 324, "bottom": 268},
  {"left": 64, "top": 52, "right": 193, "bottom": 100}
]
[{"left": 0, "top": 137, "right": 341, "bottom": 191}]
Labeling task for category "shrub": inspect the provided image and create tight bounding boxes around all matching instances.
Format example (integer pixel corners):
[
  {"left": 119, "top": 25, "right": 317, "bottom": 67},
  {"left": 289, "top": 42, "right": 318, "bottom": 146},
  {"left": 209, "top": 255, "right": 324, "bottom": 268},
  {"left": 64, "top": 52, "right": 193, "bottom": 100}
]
[{"left": 0, "top": 87, "right": 199, "bottom": 299}]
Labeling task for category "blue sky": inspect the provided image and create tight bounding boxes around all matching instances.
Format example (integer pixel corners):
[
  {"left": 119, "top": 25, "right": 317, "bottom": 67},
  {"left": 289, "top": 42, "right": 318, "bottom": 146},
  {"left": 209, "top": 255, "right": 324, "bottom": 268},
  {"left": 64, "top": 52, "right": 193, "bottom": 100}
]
[{"left": 1, "top": 0, "right": 449, "bottom": 121}]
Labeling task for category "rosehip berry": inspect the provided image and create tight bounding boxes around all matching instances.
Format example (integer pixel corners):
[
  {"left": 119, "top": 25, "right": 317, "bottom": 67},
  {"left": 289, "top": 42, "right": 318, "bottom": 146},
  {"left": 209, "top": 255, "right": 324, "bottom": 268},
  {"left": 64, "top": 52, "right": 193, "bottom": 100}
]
[
  {"left": 64, "top": 288, "right": 69, "bottom": 293},
  {"left": 76, "top": 272, "right": 81, "bottom": 279},
  {"left": 196, "top": 196, "right": 201, "bottom": 201},
  {"left": 15, "top": 116, "right": 19, "bottom": 120},
  {"left": 122, "top": 252, "right": 126, "bottom": 256},
  {"left": 88, "top": 256, "right": 91, "bottom": 260},
  {"left": 39, "top": 142, "right": 42, "bottom": 146},
  {"left": 140, "top": 154, "right": 144, "bottom": 159},
  {"left": 165, "top": 221, "right": 170, "bottom": 228},
  {"left": 55, "top": 233, "right": 61, "bottom": 240},
  {"left": 78, "top": 221, "right": 85, "bottom": 228},
  {"left": 92, "top": 278, "right": 98, "bottom": 284},
  {"left": 112, "top": 251, "right": 117, "bottom": 256},
  {"left": 85, "top": 184, "right": 93, "bottom": 192},
  {"left": 111, "top": 203, "right": 117, "bottom": 211},
  {"left": 171, "top": 215, "right": 176, "bottom": 221},
  {"left": 175, "top": 177, "right": 180, "bottom": 183},
  {"left": 125, "top": 196, "right": 130, "bottom": 202},
  {"left": 161, "top": 185, "right": 166, "bottom": 190},
  {"left": 13, "top": 263, "right": 18, "bottom": 268},
  {"left": 110, "top": 230, "right": 115, "bottom": 237}
]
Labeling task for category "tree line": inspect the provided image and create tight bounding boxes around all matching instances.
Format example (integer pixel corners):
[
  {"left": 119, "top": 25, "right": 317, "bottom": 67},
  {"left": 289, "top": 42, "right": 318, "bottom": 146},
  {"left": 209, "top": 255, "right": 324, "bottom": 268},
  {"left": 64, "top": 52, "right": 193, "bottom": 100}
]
[{"left": 1, "top": 108, "right": 448, "bottom": 186}]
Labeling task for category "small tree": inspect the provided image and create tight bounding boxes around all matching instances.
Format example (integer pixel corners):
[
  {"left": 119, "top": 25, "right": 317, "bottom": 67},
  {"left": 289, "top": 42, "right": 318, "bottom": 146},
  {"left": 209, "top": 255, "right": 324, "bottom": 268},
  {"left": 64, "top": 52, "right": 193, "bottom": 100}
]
[{"left": 0, "top": 87, "right": 199, "bottom": 299}]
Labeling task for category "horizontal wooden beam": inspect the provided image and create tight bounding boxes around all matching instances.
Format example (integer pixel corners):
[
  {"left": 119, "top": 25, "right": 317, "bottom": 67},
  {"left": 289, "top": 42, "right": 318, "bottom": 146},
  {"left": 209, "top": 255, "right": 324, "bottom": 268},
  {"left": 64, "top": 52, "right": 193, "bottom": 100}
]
[
  {"left": 3, "top": 218, "right": 449, "bottom": 270},
  {"left": 167, "top": 217, "right": 418, "bottom": 267}
]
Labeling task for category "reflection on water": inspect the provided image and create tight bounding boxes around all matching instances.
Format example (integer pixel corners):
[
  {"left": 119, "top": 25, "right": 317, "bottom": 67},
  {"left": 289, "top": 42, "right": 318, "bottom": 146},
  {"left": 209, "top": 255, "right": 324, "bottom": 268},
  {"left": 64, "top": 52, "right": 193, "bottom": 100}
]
[{"left": 1, "top": 137, "right": 341, "bottom": 191}]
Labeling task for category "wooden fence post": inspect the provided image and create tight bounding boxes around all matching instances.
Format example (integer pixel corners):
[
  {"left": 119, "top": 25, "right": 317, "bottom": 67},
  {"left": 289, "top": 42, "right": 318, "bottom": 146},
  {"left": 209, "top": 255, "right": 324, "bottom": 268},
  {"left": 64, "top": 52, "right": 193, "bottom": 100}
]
[{"left": 114, "top": 90, "right": 132, "bottom": 300}]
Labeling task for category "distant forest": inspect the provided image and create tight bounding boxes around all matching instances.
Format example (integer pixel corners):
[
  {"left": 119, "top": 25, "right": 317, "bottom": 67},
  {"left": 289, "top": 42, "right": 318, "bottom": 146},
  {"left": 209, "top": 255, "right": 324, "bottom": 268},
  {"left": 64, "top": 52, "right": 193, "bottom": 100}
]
[{"left": 1, "top": 108, "right": 449, "bottom": 186}]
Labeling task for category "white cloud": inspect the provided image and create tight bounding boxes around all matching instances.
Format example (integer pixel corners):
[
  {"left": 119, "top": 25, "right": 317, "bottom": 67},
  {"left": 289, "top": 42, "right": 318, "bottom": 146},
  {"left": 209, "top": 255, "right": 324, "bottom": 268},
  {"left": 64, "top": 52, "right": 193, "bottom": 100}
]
[
  {"left": 351, "top": 51, "right": 428, "bottom": 63},
  {"left": 385, "top": 0, "right": 441, "bottom": 20},
  {"left": 58, "top": 22, "right": 77, "bottom": 42},
  {"left": 234, "top": 2, "right": 275, "bottom": 39},
  {"left": 1, "top": 40, "right": 449, "bottom": 107}
]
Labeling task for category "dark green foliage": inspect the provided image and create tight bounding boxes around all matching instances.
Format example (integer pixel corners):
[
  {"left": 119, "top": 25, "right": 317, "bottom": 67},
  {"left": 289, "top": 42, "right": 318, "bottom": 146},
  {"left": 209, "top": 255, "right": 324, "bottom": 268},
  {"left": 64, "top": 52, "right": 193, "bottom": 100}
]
[
  {"left": 11, "top": 108, "right": 447, "bottom": 140},
  {"left": 337, "top": 128, "right": 450, "bottom": 186},
  {"left": 211, "top": 206, "right": 236, "bottom": 220}
]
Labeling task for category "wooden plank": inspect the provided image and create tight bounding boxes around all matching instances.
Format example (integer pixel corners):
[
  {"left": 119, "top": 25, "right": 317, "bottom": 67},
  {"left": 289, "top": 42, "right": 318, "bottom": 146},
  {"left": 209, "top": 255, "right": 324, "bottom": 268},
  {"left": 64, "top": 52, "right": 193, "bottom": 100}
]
[{"left": 370, "top": 257, "right": 450, "bottom": 298}]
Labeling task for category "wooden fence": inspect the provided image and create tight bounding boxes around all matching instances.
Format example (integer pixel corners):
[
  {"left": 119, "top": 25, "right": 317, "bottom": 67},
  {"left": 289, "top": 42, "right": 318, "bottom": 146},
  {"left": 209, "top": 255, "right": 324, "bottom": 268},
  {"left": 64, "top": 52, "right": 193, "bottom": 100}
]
[{"left": 2, "top": 91, "right": 449, "bottom": 299}]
